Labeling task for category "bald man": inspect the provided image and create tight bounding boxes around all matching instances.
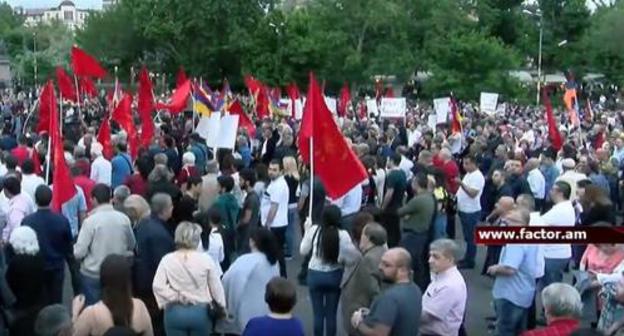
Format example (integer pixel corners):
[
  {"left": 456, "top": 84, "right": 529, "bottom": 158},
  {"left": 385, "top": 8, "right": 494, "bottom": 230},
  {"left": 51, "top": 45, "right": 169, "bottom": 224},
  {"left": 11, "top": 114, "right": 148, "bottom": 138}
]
[
  {"left": 351, "top": 248, "right": 422, "bottom": 336},
  {"left": 482, "top": 196, "right": 516, "bottom": 276}
]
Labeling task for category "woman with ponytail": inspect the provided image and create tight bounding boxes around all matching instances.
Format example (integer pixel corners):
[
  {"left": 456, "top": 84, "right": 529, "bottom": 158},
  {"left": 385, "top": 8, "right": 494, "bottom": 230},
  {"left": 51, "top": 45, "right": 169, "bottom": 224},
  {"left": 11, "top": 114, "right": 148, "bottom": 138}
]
[{"left": 300, "top": 205, "right": 359, "bottom": 336}]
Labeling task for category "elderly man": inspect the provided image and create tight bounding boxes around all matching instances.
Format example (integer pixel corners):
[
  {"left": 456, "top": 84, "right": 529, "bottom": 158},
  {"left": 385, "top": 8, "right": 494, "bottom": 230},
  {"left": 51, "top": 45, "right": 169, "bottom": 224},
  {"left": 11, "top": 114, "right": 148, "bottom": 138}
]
[
  {"left": 112, "top": 185, "right": 131, "bottom": 212},
  {"left": 521, "top": 283, "right": 581, "bottom": 336},
  {"left": 351, "top": 248, "right": 422, "bottom": 336},
  {"left": 90, "top": 143, "right": 112, "bottom": 186},
  {"left": 198, "top": 160, "right": 220, "bottom": 213},
  {"left": 341, "top": 223, "right": 387, "bottom": 336},
  {"left": 482, "top": 196, "right": 516, "bottom": 275},
  {"left": 488, "top": 208, "right": 541, "bottom": 336},
  {"left": 420, "top": 239, "right": 467, "bottom": 336},
  {"left": 555, "top": 158, "right": 587, "bottom": 202}
]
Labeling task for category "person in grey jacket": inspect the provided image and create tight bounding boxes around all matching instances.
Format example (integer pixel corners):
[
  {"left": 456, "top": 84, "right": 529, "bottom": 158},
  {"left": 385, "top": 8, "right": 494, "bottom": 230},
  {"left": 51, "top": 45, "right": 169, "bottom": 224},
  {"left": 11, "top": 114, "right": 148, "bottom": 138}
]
[
  {"left": 341, "top": 223, "right": 387, "bottom": 336},
  {"left": 73, "top": 184, "right": 135, "bottom": 306}
]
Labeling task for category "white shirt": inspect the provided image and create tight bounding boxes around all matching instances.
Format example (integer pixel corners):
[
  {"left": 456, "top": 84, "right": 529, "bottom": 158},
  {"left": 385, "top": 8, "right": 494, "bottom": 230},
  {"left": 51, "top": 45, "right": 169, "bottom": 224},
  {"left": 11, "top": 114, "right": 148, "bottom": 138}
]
[
  {"left": 21, "top": 173, "right": 45, "bottom": 201},
  {"left": 90, "top": 156, "right": 112, "bottom": 186},
  {"left": 527, "top": 168, "right": 546, "bottom": 200},
  {"left": 299, "top": 225, "right": 358, "bottom": 272},
  {"left": 260, "top": 176, "right": 289, "bottom": 228},
  {"left": 331, "top": 184, "right": 362, "bottom": 217},
  {"left": 374, "top": 168, "right": 386, "bottom": 207},
  {"left": 528, "top": 212, "right": 545, "bottom": 278},
  {"left": 407, "top": 129, "right": 422, "bottom": 148},
  {"left": 198, "top": 228, "right": 224, "bottom": 278},
  {"left": 540, "top": 200, "right": 576, "bottom": 259},
  {"left": 399, "top": 156, "right": 414, "bottom": 180},
  {"left": 555, "top": 170, "right": 587, "bottom": 201},
  {"left": 456, "top": 169, "right": 485, "bottom": 213}
]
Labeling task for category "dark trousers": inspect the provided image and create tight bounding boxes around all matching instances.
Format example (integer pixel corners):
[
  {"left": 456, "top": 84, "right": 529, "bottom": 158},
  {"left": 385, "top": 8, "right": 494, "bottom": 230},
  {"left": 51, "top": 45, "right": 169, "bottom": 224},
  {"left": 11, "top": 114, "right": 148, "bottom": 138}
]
[
  {"left": 400, "top": 231, "right": 430, "bottom": 292},
  {"left": 43, "top": 268, "right": 65, "bottom": 305},
  {"left": 139, "top": 291, "right": 165, "bottom": 336},
  {"left": 221, "top": 227, "right": 235, "bottom": 272},
  {"left": 236, "top": 224, "right": 252, "bottom": 255},
  {"left": 447, "top": 208, "right": 457, "bottom": 239},
  {"left": 271, "top": 226, "right": 288, "bottom": 278},
  {"left": 381, "top": 210, "right": 401, "bottom": 248},
  {"left": 66, "top": 254, "right": 83, "bottom": 296},
  {"left": 459, "top": 210, "right": 481, "bottom": 264}
]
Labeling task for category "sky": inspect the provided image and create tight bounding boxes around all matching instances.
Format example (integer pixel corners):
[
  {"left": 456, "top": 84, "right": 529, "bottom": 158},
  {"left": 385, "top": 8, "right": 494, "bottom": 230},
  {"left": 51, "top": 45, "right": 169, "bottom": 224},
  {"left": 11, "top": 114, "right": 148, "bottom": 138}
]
[{"left": 3, "top": 0, "right": 101, "bottom": 9}]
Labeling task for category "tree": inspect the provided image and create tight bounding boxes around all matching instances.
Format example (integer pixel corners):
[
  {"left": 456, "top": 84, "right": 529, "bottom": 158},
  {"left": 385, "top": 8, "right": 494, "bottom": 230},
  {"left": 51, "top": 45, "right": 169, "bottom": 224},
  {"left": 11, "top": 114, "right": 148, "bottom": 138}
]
[
  {"left": 423, "top": 31, "right": 522, "bottom": 100},
  {"left": 584, "top": 1, "right": 624, "bottom": 85},
  {"left": 0, "top": 3, "right": 22, "bottom": 37}
]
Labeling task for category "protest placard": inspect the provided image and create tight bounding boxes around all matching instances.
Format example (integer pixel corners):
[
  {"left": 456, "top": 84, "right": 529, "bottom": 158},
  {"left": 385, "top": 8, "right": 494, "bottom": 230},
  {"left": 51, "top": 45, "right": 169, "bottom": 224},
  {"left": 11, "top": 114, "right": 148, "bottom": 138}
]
[
  {"left": 380, "top": 98, "right": 407, "bottom": 118},
  {"left": 434, "top": 97, "right": 450, "bottom": 124},
  {"left": 480, "top": 92, "right": 499, "bottom": 115}
]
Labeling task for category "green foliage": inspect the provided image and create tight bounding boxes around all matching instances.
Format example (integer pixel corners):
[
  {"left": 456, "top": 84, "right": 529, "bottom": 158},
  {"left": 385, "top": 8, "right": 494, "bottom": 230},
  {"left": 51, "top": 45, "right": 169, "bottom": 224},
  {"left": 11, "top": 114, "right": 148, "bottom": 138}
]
[{"left": 583, "top": 1, "right": 624, "bottom": 85}]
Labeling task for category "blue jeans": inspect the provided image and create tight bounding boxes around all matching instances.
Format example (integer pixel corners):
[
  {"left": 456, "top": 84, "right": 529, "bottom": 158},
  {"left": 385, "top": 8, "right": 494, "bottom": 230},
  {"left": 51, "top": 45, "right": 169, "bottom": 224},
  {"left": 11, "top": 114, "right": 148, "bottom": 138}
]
[
  {"left": 164, "top": 304, "right": 212, "bottom": 336},
  {"left": 308, "top": 269, "right": 343, "bottom": 336},
  {"left": 459, "top": 210, "right": 481, "bottom": 264},
  {"left": 494, "top": 298, "right": 528, "bottom": 336},
  {"left": 286, "top": 207, "right": 299, "bottom": 257},
  {"left": 541, "top": 258, "right": 569, "bottom": 290},
  {"left": 81, "top": 273, "right": 101, "bottom": 306},
  {"left": 433, "top": 213, "right": 447, "bottom": 240}
]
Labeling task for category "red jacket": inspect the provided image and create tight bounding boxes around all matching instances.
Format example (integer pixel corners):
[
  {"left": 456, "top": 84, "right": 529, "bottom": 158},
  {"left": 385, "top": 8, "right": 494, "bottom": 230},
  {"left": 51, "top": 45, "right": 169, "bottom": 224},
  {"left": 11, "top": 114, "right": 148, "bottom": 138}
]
[{"left": 521, "top": 319, "right": 580, "bottom": 336}]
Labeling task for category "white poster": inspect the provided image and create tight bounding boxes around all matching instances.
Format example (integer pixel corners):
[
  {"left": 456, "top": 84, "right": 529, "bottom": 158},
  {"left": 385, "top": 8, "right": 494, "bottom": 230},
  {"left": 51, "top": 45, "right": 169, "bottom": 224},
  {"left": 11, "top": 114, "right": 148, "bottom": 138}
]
[
  {"left": 380, "top": 98, "right": 407, "bottom": 119},
  {"left": 427, "top": 114, "right": 437, "bottom": 130},
  {"left": 434, "top": 97, "right": 450, "bottom": 124},
  {"left": 496, "top": 102, "right": 507, "bottom": 115},
  {"left": 324, "top": 97, "right": 337, "bottom": 115},
  {"left": 286, "top": 98, "right": 304, "bottom": 120},
  {"left": 216, "top": 114, "right": 239, "bottom": 149},
  {"left": 199, "top": 112, "right": 221, "bottom": 148},
  {"left": 480, "top": 92, "right": 499, "bottom": 115},
  {"left": 366, "top": 99, "right": 379, "bottom": 117}
]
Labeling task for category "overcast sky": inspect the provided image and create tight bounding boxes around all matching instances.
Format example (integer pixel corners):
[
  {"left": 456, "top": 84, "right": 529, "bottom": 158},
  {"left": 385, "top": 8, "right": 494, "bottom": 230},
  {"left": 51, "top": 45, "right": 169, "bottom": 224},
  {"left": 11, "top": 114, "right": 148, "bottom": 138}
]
[{"left": 3, "top": 0, "right": 101, "bottom": 9}]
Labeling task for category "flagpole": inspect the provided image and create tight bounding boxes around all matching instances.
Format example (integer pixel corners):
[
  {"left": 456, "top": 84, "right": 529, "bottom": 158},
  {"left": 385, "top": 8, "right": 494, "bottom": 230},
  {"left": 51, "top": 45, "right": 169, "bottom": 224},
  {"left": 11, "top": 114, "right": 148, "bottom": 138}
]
[
  {"left": 308, "top": 136, "right": 314, "bottom": 220},
  {"left": 191, "top": 89, "right": 197, "bottom": 132},
  {"left": 73, "top": 74, "right": 81, "bottom": 122}
]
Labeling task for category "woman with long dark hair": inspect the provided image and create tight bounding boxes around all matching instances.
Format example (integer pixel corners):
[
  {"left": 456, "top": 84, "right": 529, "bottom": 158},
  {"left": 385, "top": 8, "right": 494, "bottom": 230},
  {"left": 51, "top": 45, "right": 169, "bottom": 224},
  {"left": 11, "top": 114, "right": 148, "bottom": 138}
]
[
  {"left": 300, "top": 205, "right": 358, "bottom": 336},
  {"left": 216, "top": 228, "right": 280, "bottom": 334},
  {"left": 73, "top": 254, "right": 153, "bottom": 335}
]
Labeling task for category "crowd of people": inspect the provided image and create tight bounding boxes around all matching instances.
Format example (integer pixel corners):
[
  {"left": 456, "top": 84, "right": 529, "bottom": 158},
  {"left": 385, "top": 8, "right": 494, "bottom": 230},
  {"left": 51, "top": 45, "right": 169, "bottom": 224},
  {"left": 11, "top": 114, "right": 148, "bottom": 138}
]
[{"left": 0, "top": 86, "right": 623, "bottom": 336}]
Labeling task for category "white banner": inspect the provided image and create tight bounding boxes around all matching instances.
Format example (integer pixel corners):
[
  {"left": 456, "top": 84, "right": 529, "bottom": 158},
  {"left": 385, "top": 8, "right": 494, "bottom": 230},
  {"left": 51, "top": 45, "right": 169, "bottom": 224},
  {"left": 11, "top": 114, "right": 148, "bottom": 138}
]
[
  {"left": 380, "top": 98, "right": 406, "bottom": 118},
  {"left": 480, "top": 92, "right": 499, "bottom": 115},
  {"left": 325, "top": 97, "right": 337, "bottom": 115},
  {"left": 434, "top": 97, "right": 450, "bottom": 124},
  {"left": 196, "top": 112, "right": 221, "bottom": 148},
  {"left": 215, "top": 114, "right": 239, "bottom": 149},
  {"left": 366, "top": 99, "right": 379, "bottom": 117},
  {"left": 427, "top": 114, "right": 437, "bottom": 130}
]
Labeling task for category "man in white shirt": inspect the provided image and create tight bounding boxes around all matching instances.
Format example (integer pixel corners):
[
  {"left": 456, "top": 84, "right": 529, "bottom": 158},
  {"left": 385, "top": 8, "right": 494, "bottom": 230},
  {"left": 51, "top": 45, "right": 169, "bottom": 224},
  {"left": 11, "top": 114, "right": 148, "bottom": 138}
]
[
  {"left": 261, "top": 159, "right": 290, "bottom": 277},
  {"left": 397, "top": 146, "right": 414, "bottom": 180},
  {"left": 89, "top": 143, "right": 112, "bottom": 186},
  {"left": 525, "top": 158, "right": 546, "bottom": 210},
  {"left": 555, "top": 158, "right": 586, "bottom": 202},
  {"left": 540, "top": 181, "right": 575, "bottom": 289},
  {"left": 21, "top": 159, "right": 45, "bottom": 201},
  {"left": 455, "top": 155, "right": 485, "bottom": 269}
]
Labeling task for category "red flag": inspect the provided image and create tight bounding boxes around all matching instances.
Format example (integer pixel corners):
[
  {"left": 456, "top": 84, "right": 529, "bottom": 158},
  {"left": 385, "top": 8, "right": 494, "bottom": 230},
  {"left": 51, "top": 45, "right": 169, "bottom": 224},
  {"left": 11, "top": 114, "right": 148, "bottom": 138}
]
[
  {"left": 450, "top": 98, "right": 462, "bottom": 134},
  {"left": 228, "top": 99, "right": 256, "bottom": 138},
  {"left": 176, "top": 66, "right": 187, "bottom": 88},
  {"left": 37, "top": 83, "right": 54, "bottom": 133},
  {"left": 70, "top": 46, "right": 107, "bottom": 79},
  {"left": 338, "top": 83, "right": 351, "bottom": 117},
  {"left": 138, "top": 67, "right": 155, "bottom": 147},
  {"left": 595, "top": 131, "right": 605, "bottom": 150},
  {"left": 97, "top": 116, "right": 114, "bottom": 160},
  {"left": 79, "top": 77, "right": 98, "bottom": 98},
  {"left": 44, "top": 80, "right": 76, "bottom": 211},
  {"left": 55, "top": 67, "right": 77, "bottom": 102},
  {"left": 244, "top": 75, "right": 269, "bottom": 119},
  {"left": 358, "top": 100, "right": 367, "bottom": 120},
  {"left": 155, "top": 79, "right": 191, "bottom": 114},
  {"left": 375, "top": 80, "right": 383, "bottom": 101},
  {"left": 384, "top": 87, "right": 394, "bottom": 98},
  {"left": 286, "top": 83, "right": 300, "bottom": 118},
  {"left": 298, "top": 73, "right": 368, "bottom": 199},
  {"left": 112, "top": 93, "right": 139, "bottom": 159},
  {"left": 543, "top": 91, "right": 563, "bottom": 151}
]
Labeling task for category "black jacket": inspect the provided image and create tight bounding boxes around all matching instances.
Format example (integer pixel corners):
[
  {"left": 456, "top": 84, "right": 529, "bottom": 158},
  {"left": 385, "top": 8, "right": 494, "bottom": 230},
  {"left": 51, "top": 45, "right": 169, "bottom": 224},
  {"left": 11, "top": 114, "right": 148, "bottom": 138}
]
[{"left": 133, "top": 214, "right": 175, "bottom": 295}]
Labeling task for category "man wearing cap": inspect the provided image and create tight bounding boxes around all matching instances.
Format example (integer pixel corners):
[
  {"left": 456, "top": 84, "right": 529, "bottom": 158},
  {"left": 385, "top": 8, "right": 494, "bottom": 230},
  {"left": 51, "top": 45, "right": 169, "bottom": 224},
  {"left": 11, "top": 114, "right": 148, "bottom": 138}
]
[
  {"left": 90, "top": 143, "right": 112, "bottom": 186},
  {"left": 555, "top": 158, "right": 587, "bottom": 202}
]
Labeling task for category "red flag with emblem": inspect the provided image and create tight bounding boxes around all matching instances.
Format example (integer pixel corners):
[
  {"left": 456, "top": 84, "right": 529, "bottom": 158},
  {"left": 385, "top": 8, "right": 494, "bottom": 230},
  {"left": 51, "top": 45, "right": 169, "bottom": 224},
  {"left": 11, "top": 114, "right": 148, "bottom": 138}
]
[
  {"left": 244, "top": 75, "right": 269, "bottom": 119},
  {"left": 298, "top": 73, "right": 368, "bottom": 199},
  {"left": 228, "top": 99, "right": 256, "bottom": 138}
]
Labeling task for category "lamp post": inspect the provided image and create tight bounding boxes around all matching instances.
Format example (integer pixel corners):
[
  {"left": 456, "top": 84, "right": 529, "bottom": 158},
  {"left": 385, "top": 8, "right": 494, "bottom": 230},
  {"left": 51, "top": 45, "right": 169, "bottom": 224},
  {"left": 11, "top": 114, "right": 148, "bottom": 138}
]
[
  {"left": 33, "top": 32, "right": 37, "bottom": 86},
  {"left": 523, "top": 9, "right": 543, "bottom": 105}
]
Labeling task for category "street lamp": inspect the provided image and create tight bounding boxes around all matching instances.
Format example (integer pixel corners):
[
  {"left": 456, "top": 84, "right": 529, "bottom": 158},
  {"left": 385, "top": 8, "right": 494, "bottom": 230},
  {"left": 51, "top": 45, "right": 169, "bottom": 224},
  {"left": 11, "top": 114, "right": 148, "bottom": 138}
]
[
  {"left": 33, "top": 32, "right": 37, "bottom": 86},
  {"left": 523, "top": 9, "right": 543, "bottom": 105}
]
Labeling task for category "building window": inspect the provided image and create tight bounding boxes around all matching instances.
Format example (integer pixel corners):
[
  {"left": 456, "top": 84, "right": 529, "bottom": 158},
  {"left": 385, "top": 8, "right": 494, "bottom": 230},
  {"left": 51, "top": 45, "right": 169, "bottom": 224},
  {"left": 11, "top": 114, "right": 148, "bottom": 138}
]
[{"left": 64, "top": 11, "right": 73, "bottom": 21}]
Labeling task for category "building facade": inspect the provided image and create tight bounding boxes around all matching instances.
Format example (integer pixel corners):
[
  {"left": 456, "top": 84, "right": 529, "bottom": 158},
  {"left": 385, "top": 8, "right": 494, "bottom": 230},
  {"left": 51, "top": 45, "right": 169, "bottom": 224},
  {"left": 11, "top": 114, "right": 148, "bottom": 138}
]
[
  {"left": 14, "top": 1, "right": 91, "bottom": 31},
  {"left": 102, "top": 0, "right": 119, "bottom": 10}
]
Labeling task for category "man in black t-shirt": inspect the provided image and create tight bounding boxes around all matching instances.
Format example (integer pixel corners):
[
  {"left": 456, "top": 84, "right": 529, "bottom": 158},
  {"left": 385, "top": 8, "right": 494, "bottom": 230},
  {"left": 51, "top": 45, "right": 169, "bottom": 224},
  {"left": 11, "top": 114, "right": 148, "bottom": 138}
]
[
  {"left": 238, "top": 168, "right": 261, "bottom": 254},
  {"left": 381, "top": 153, "right": 407, "bottom": 247}
]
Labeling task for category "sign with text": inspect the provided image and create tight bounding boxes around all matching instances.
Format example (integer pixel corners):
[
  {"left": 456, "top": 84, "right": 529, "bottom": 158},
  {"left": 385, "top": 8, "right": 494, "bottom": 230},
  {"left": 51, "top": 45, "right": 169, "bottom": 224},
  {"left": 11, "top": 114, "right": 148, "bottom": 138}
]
[
  {"left": 433, "top": 97, "right": 450, "bottom": 124},
  {"left": 380, "top": 98, "right": 407, "bottom": 118},
  {"left": 480, "top": 92, "right": 499, "bottom": 115}
]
